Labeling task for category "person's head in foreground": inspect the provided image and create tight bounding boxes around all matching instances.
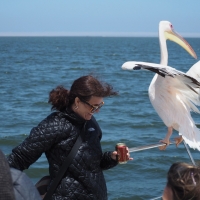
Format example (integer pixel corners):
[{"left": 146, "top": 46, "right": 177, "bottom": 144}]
[{"left": 162, "top": 162, "right": 200, "bottom": 200}]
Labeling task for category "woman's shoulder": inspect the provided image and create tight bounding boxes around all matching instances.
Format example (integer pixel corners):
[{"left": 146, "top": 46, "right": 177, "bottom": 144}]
[
  {"left": 32, "top": 112, "right": 74, "bottom": 136},
  {"left": 36, "top": 110, "right": 85, "bottom": 135},
  {"left": 39, "top": 112, "right": 72, "bottom": 126}
]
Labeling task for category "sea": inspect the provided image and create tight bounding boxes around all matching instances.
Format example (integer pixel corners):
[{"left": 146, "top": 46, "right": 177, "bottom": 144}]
[{"left": 0, "top": 36, "right": 200, "bottom": 200}]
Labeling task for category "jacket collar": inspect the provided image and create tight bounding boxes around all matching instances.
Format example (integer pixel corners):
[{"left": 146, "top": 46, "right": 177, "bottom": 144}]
[{"left": 62, "top": 107, "right": 86, "bottom": 125}]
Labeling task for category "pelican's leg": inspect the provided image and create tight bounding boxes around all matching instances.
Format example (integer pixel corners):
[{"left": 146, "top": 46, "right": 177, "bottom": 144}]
[
  {"left": 159, "top": 127, "right": 173, "bottom": 150},
  {"left": 174, "top": 135, "right": 183, "bottom": 147}
]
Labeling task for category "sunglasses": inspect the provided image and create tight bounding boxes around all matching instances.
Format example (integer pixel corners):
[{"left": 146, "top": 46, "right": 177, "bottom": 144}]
[{"left": 80, "top": 99, "right": 104, "bottom": 113}]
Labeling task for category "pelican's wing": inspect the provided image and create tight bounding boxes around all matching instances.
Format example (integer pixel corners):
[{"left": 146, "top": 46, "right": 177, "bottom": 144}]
[
  {"left": 122, "top": 61, "right": 180, "bottom": 77},
  {"left": 122, "top": 61, "right": 200, "bottom": 87},
  {"left": 186, "top": 60, "right": 200, "bottom": 81},
  {"left": 122, "top": 61, "right": 200, "bottom": 112}
]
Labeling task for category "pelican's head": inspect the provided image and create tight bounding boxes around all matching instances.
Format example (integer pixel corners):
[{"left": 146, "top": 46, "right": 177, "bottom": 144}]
[{"left": 159, "top": 21, "right": 197, "bottom": 59}]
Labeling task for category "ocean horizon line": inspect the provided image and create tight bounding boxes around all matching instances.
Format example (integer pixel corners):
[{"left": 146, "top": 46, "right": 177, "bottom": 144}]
[{"left": 0, "top": 32, "right": 200, "bottom": 38}]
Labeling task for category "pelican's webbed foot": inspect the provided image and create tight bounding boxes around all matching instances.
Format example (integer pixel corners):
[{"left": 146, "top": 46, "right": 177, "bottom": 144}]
[
  {"left": 159, "top": 139, "right": 170, "bottom": 150},
  {"left": 174, "top": 136, "right": 183, "bottom": 147}
]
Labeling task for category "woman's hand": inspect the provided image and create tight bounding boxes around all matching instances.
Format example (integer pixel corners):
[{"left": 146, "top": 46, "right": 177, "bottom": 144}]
[
  {"left": 126, "top": 147, "right": 133, "bottom": 161},
  {"left": 111, "top": 151, "right": 118, "bottom": 160},
  {"left": 111, "top": 147, "right": 133, "bottom": 161}
]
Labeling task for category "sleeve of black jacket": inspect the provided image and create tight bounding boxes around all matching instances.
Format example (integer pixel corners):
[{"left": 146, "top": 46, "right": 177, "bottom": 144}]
[
  {"left": 7, "top": 113, "right": 72, "bottom": 171},
  {"left": 100, "top": 151, "right": 118, "bottom": 170}
]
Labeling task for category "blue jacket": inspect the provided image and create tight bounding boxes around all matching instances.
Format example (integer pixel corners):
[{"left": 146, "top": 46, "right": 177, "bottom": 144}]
[
  {"left": 11, "top": 168, "right": 41, "bottom": 200},
  {"left": 0, "top": 149, "right": 41, "bottom": 200}
]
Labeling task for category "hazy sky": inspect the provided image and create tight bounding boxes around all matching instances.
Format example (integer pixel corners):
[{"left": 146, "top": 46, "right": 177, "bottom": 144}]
[{"left": 1, "top": 0, "right": 200, "bottom": 37}]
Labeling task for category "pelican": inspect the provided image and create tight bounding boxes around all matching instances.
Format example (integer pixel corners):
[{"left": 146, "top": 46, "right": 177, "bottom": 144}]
[{"left": 122, "top": 21, "right": 200, "bottom": 151}]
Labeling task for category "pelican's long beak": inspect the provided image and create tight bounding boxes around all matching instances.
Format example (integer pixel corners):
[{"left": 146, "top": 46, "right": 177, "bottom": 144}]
[{"left": 165, "top": 30, "right": 197, "bottom": 59}]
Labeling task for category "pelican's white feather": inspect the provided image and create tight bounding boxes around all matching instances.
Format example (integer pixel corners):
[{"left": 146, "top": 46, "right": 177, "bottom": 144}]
[{"left": 186, "top": 61, "right": 200, "bottom": 81}]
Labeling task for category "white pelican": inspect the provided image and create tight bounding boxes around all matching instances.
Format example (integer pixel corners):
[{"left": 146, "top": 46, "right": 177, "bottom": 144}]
[{"left": 122, "top": 21, "right": 200, "bottom": 151}]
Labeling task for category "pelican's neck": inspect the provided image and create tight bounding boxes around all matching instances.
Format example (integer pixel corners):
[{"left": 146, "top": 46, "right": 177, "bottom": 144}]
[{"left": 159, "top": 30, "right": 168, "bottom": 65}]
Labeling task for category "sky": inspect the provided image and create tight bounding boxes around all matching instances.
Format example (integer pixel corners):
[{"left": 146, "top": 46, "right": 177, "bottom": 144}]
[{"left": 1, "top": 0, "right": 200, "bottom": 37}]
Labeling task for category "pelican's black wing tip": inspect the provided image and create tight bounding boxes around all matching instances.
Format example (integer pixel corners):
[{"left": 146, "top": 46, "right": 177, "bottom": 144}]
[{"left": 134, "top": 64, "right": 142, "bottom": 70}]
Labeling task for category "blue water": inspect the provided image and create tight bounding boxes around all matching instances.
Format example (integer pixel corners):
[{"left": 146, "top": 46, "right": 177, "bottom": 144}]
[{"left": 1, "top": 37, "right": 200, "bottom": 200}]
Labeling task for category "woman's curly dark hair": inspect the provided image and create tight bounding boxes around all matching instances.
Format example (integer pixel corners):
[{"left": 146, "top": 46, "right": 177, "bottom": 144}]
[
  {"left": 167, "top": 162, "right": 200, "bottom": 200},
  {"left": 48, "top": 75, "right": 118, "bottom": 112}
]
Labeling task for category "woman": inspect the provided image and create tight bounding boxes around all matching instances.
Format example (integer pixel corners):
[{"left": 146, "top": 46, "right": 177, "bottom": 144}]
[
  {"left": 162, "top": 162, "right": 200, "bottom": 200},
  {"left": 8, "top": 75, "right": 132, "bottom": 200}
]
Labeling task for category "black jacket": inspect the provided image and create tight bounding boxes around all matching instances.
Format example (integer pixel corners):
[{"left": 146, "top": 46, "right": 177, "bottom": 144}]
[{"left": 8, "top": 109, "right": 118, "bottom": 200}]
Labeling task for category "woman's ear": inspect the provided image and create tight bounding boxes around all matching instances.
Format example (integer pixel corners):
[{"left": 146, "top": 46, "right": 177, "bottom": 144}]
[{"left": 75, "top": 97, "right": 80, "bottom": 107}]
